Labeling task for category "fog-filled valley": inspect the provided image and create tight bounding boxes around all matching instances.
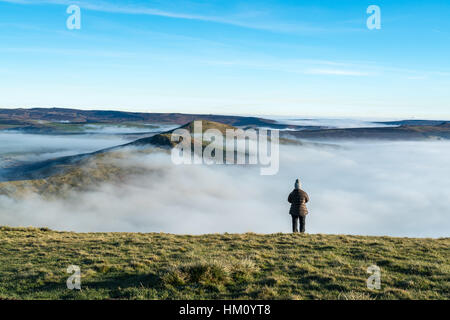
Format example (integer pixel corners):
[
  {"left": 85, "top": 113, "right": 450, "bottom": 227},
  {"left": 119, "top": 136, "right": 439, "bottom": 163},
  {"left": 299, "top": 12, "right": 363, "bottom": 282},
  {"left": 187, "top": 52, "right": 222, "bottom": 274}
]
[
  {"left": 0, "top": 124, "right": 178, "bottom": 166},
  {"left": 1, "top": 124, "right": 448, "bottom": 237}
]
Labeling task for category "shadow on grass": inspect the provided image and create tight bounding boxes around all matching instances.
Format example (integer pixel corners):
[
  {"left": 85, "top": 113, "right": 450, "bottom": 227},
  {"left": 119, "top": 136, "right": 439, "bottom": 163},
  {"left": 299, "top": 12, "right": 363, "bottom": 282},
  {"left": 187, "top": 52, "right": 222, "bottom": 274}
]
[{"left": 29, "top": 273, "right": 162, "bottom": 298}]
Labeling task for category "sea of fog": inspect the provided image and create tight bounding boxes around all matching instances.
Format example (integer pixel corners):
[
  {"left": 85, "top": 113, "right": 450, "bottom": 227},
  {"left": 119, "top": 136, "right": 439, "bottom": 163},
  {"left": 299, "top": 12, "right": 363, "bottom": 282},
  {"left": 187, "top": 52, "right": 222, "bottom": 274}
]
[
  {"left": 0, "top": 124, "right": 177, "bottom": 166},
  {"left": 0, "top": 132, "right": 130, "bottom": 165},
  {"left": 0, "top": 126, "right": 449, "bottom": 238},
  {"left": 268, "top": 116, "right": 399, "bottom": 129}
]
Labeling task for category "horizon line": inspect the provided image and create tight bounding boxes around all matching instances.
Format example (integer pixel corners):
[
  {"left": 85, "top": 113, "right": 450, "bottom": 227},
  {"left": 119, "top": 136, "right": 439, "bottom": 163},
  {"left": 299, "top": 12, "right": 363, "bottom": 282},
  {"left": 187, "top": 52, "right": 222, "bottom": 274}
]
[{"left": 0, "top": 106, "right": 449, "bottom": 122}]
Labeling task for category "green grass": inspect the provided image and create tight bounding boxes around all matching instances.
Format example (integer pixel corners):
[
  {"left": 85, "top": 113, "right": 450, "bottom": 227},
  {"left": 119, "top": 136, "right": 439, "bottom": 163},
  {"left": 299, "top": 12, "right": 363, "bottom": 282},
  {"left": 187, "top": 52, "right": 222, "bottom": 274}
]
[{"left": 0, "top": 227, "right": 448, "bottom": 300}]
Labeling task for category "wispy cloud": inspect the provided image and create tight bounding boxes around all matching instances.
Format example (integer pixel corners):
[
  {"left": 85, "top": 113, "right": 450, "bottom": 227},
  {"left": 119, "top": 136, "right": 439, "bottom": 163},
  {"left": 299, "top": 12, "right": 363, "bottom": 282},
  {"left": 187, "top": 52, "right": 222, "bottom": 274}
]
[
  {"left": 0, "top": 46, "right": 135, "bottom": 58},
  {"left": 406, "top": 75, "right": 427, "bottom": 80},
  {"left": 201, "top": 57, "right": 450, "bottom": 79},
  {"left": 202, "top": 58, "right": 375, "bottom": 77},
  {"left": 304, "top": 69, "right": 371, "bottom": 76},
  {"left": 0, "top": 0, "right": 328, "bottom": 33}
]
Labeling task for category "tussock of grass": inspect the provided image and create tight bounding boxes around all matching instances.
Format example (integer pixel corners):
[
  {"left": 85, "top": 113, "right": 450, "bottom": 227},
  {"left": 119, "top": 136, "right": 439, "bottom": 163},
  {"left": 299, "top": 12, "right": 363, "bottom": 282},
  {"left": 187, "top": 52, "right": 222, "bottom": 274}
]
[
  {"left": 0, "top": 227, "right": 448, "bottom": 300},
  {"left": 163, "top": 257, "right": 259, "bottom": 290}
]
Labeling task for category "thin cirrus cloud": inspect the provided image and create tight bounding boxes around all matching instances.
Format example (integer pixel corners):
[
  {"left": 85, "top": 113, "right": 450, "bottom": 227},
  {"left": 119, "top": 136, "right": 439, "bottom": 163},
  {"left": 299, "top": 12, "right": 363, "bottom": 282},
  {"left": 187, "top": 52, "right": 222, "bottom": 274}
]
[
  {"left": 0, "top": 0, "right": 344, "bottom": 34},
  {"left": 202, "top": 58, "right": 374, "bottom": 77},
  {"left": 305, "top": 69, "right": 371, "bottom": 76}
]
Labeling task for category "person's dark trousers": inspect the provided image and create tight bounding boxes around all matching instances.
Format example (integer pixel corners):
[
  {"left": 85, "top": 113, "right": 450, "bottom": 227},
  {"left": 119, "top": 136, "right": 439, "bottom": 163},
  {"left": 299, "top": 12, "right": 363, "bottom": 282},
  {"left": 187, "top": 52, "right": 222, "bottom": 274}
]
[
  {"left": 292, "top": 215, "right": 299, "bottom": 233},
  {"left": 299, "top": 216, "right": 306, "bottom": 233}
]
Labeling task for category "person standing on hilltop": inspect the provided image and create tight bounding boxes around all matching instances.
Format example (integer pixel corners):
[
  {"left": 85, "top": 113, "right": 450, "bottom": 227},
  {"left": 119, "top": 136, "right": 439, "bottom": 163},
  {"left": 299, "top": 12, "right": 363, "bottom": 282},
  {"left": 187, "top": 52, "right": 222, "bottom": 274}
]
[{"left": 288, "top": 179, "right": 310, "bottom": 233}]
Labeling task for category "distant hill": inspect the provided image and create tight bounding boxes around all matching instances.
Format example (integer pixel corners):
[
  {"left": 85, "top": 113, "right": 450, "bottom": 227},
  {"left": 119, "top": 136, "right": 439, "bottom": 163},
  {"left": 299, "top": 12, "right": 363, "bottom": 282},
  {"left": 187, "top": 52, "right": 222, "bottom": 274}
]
[
  {"left": 2, "top": 108, "right": 448, "bottom": 136},
  {"left": 0, "top": 119, "right": 305, "bottom": 194},
  {"left": 128, "top": 120, "right": 237, "bottom": 148},
  {"left": 376, "top": 120, "right": 450, "bottom": 126},
  {"left": 5, "top": 115, "right": 448, "bottom": 188},
  {"left": 0, "top": 107, "right": 301, "bottom": 131},
  {"left": 0, "top": 120, "right": 242, "bottom": 184},
  {"left": 2, "top": 114, "right": 449, "bottom": 195},
  {"left": 128, "top": 120, "right": 305, "bottom": 150},
  {"left": 283, "top": 123, "right": 450, "bottom": 140}
]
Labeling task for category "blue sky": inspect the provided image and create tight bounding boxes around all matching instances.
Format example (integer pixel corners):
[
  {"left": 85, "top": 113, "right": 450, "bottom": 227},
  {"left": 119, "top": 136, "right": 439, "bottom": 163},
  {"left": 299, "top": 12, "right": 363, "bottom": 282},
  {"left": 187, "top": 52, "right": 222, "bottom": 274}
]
[{"left": 0, "top": 0, "right": 449, "bottom": 119}]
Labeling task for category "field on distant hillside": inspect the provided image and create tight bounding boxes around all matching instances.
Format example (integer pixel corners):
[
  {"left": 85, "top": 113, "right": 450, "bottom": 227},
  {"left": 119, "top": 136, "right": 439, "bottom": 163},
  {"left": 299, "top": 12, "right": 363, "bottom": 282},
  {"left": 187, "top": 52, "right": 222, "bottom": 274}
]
[{"left": 0, "top": 227, "right": 448, "bottom": 300}]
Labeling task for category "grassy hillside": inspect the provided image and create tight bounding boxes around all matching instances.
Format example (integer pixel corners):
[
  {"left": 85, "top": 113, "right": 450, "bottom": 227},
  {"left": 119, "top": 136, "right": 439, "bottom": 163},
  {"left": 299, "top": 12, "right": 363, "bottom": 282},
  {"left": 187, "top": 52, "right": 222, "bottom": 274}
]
[
  {"left": 0, "top": 227, "right": 448, "bottom": 300},
  {"left": 0, "top": 149, "right": 156, "bottom": 198}
]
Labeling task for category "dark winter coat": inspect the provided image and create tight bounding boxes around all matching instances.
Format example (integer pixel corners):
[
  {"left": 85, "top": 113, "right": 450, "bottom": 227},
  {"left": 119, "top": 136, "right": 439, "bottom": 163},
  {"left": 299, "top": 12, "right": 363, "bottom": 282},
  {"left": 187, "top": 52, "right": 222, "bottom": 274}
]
[{"left": 288, "top": 189, "right": 309, "bottom": 217}]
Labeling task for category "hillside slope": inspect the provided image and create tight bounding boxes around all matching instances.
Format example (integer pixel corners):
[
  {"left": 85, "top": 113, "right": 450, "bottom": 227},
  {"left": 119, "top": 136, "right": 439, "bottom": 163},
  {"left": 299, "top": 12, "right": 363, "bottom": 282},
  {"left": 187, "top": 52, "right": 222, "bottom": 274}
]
[
  {"left": 0, "top": 121, "right": 235, "bottom": 185},
  {"left": 0, "top": 227, "right": 448, "bottom": 300},
  {"left": 128, "top": 120, "right": 238, "bottom": 148},
  {"left": 0, "top": 148, "right": 158, "bottom": 198},
  {"left": 0, "top": 120, "right": 305, "bottom": 191}
]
